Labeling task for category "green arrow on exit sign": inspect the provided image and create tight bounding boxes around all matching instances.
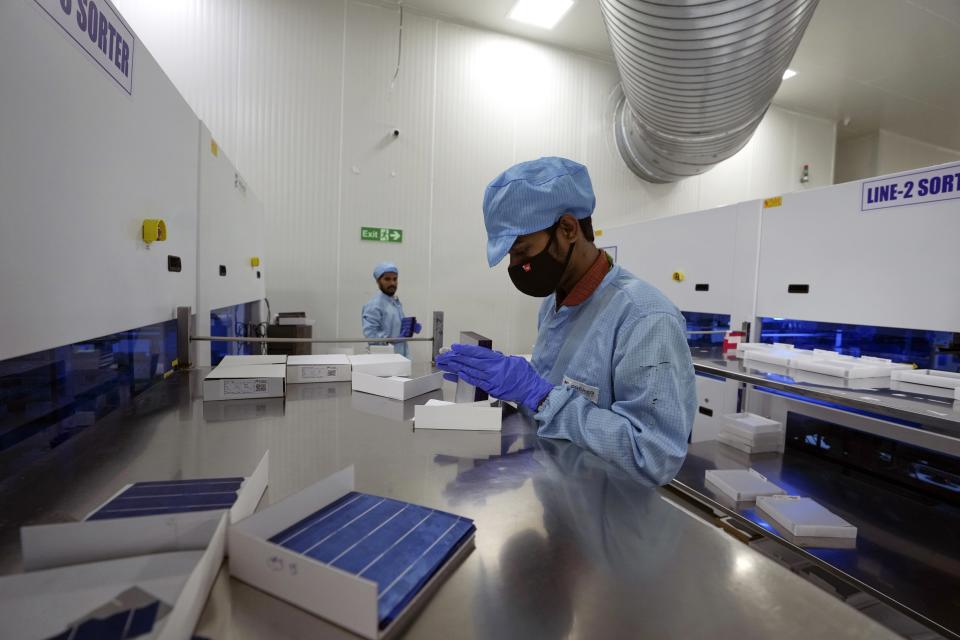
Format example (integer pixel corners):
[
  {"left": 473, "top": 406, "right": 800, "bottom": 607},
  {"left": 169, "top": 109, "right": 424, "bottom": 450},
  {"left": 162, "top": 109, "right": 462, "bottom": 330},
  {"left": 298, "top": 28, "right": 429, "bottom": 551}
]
[{"left": 361, "top": 227, "right": 403, "bottom": 243}]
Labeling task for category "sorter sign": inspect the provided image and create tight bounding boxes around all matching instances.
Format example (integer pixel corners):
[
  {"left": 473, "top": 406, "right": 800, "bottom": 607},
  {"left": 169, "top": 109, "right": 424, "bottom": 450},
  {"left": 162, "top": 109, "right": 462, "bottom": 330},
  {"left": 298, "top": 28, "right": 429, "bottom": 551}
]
[
  {"left": 861, "top": 162, "right": 960, "bottom": 212},
  {"left": 33, "top": 0, "right": 135, "bottom": 95}
]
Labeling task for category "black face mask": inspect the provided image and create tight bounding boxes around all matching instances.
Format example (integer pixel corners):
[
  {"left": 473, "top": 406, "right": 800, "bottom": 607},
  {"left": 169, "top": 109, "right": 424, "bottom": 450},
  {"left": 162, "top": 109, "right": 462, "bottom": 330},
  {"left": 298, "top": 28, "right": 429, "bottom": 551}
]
[{"left": 508, "top": 225, "right": 575, "bottom": 297}]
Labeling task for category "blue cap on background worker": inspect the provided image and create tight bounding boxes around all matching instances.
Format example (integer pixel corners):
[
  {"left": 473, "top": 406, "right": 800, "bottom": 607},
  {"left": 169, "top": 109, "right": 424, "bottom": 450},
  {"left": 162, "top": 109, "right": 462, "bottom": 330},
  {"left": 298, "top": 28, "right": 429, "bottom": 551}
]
[
  {"left": 436, "top": 156, "right": 697, "bottom": 485},
  {"left": 362, "top": 261, "right": 421, "bottom": 357}
]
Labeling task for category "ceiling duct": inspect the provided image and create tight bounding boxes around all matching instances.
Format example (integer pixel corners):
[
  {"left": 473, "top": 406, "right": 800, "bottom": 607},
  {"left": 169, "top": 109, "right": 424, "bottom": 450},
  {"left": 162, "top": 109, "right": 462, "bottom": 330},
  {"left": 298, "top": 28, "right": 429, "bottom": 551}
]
[{"left": 600, "top": 0, "right": 819, "bottom": 183}]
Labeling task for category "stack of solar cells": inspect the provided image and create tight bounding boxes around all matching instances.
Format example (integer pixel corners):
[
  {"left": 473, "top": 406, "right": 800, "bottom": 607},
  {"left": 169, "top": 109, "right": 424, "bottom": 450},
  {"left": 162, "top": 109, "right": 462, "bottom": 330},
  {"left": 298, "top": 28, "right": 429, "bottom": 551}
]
[
  {"left": 268, "top": 491, "right": 474, "bottom": 629},
  {"left": 87, "top": 477, "right": 243, "bottom": 520}
]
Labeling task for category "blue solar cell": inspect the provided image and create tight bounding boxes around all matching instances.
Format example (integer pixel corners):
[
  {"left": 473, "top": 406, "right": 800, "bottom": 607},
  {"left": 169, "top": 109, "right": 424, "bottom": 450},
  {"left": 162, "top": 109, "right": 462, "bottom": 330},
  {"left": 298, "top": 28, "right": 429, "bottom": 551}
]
[
  {"left": 55, "top": 599, "right": 159, "bottom": 640},
  {"left": 88, "top": 478, "right": 242, "bottom": 521},
  {"left": 269, "top": 492, "right": 474, "bottom": 629}
]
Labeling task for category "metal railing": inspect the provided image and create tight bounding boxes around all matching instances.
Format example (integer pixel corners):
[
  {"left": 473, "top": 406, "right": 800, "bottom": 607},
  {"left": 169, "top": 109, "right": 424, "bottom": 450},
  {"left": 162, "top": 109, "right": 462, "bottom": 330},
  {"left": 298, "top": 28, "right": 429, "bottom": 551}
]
[{"left": 178, "top": 308, "right": 445, "bottom": 366}]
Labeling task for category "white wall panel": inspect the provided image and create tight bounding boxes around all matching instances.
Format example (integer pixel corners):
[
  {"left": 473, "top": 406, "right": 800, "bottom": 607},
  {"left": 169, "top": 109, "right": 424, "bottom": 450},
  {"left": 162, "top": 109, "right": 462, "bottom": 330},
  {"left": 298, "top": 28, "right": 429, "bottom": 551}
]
[
  {"left": 338, "top": 4, "right": 436, "bottom": 361},
  {"left": 108, "top": 0, "right": 838, "bottom": 357},
  {"left": 233, "top": 0, "right": 346, "bottom": 343},
  {"left": 196, "top": 124, "right": 266, "bottom": 366},
  {"left": 0, "top": 0, "right": 200, "bottom": 361}
]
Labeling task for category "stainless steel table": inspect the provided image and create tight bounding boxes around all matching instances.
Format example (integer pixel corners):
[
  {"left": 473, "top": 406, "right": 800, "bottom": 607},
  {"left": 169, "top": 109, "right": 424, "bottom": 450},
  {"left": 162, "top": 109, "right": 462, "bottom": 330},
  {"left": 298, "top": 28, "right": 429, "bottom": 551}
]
[{"left": 0, "top": 371, "right": 898, "bottom": 639}]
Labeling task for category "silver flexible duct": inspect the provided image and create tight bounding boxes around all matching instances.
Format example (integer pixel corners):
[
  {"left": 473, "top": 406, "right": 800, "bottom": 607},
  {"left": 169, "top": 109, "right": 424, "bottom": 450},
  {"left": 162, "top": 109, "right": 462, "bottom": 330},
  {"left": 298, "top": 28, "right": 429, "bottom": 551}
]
[{"left": 600, "top": 0, "right": 819, "bottom": 183}]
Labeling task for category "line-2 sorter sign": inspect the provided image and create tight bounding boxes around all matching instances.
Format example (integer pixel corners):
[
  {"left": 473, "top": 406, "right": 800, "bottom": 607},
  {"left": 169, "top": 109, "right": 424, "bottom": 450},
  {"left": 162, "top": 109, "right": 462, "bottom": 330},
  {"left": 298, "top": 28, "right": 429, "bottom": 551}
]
[
  {"left": 33, "top": 0, "right": 135, "bottom": 95},
  {"left": 861, "top": 161, "right": 960, "bottom": 212},
  {"left": 361, "top": 227, "right": 403, "bottom": 243}
]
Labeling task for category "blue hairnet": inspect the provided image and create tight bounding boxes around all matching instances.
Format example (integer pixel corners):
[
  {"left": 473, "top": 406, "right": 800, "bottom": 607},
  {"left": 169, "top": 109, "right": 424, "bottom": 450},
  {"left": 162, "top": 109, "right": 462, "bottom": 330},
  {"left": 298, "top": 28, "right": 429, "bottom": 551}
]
[
  {"left": 482, "top": 157, "right": 595, "bottom": 267},
  {"left": 373, "top": 261, "right": 398, "bottom": 280}
]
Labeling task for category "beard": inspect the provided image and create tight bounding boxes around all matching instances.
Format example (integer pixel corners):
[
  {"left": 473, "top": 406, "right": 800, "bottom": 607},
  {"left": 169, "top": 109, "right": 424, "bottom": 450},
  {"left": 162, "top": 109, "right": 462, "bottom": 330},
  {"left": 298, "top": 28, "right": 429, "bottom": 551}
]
[{"left": 380, "top": 284, "right": 397, "bottom": 296}]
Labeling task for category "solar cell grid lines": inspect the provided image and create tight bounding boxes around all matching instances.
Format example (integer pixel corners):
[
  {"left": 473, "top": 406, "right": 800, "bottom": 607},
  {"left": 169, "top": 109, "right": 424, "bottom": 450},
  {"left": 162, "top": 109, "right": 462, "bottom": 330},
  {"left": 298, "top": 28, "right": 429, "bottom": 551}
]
[
  {"left": 269, "top": 492, "right": 475, "bottom": 628},
  {"left": 87, "top": 477, "right": 244, "bottom": 520},
  {"left": 48, "top": 600, "right": 160, "bottom": 640}
]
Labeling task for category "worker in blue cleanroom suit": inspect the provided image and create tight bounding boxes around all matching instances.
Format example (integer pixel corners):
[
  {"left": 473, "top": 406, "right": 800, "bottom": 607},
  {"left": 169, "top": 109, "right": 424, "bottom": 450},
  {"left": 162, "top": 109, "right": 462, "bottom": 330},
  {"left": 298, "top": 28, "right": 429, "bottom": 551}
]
[
  {"left": 362, "top": 262, "right": 420, "bottom": 357},
  {"left": 436, "top": 157, "right": 696, "bottom": 485}
]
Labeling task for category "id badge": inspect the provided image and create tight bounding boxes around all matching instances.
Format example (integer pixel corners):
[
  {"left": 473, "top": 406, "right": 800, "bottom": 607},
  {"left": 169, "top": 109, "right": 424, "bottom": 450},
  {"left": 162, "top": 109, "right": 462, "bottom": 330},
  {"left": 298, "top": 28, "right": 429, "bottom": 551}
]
[{"left": 562, "top": 376, "right": 600, "bottom": 404}]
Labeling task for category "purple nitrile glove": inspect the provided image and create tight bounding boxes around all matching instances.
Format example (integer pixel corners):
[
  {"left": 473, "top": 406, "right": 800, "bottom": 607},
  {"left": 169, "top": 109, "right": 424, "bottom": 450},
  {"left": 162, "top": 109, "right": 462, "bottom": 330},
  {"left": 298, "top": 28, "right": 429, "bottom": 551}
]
[{"left": 436, "top": 344, "right": 554, "bottom": 411}]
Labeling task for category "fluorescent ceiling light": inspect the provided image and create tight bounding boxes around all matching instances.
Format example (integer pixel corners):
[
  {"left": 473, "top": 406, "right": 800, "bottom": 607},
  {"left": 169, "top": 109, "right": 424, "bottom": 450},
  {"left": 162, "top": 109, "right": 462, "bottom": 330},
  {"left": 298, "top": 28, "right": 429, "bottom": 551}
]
[
  {"left": 782, "top": 69, "right": 797, "bottom": 80},
  {"left": 508, "top": 0, "right": 574, "bottom": 30}
]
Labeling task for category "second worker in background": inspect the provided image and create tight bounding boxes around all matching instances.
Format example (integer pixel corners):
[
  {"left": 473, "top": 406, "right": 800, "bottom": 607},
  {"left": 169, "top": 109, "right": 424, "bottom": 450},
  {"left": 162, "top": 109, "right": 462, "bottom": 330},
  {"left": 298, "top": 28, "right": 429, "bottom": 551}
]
[{"left": 362, "top": 262, "right": 420, "bottom": 357}]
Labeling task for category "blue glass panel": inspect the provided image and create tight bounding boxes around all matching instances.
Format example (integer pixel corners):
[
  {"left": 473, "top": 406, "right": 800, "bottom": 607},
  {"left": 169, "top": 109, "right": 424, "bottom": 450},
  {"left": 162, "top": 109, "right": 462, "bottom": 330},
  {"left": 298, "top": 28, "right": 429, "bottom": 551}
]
[
  {"left": 759, "top": 317, "right": 959, "bottom": 372},
  {"left": 0, "top": 321, "right": 177, "bottom": 469},
  {"left": 682, "top": 311, "right": 731, "bottom": 349},
  {"left": 210, "top": 301, "right": 264, "bottom": 365}
]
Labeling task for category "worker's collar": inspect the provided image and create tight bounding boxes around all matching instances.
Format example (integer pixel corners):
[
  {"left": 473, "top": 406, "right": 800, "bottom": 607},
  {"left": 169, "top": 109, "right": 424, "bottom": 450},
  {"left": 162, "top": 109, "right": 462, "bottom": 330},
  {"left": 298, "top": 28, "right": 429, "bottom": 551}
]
[
  {"left": 557, "top": 250, "right": 613, "bottom": 308},
  {"left": 379, "top": 291, "right": 399, "bottom": 301}
]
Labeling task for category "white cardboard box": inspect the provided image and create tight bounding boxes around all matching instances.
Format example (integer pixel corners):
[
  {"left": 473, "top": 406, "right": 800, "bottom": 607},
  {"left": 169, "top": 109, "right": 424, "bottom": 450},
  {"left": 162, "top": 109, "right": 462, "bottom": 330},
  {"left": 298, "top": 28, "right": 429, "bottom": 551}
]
[
  {"left": 218, "top": 355, "right": 288, "bottom": 366},
  {"left": 368, "top": 345, "right": 396, "bottom": 355},
  {"left": 21, "top": 452, "right": 269, "bottom": 571},
  {"left": 348, "top": 354, "right": 412, "bottom": 377},
  {"left": 351, "top": 390, "right": 443, "bottom": 421},
  {"left": 287, "top": 355, "right": 351, "bottom": 384},
  {"left": 891, "top": 368, "right": 960, "bottom": 390},
  {"left": 704, "top": 469, "right": 786, "bottom": 502},
  {"left": 228, "top": 467, "right": 475, "bottom": 640},
  {"left": 203, "top": 363, "right": 286, "bottom": 401},
  {"left": 414, "top": 400, "right": 502, "bottom": 431},
  {"left": 718, "top": 432, "right": 783, "bottom": 454},
  {"left": 719, "top": 427, "right": 783, "bottom": 448},
  {"left": 756, "top": 495, "right": 857, "bottom": 543},
  {"left": 1, "top": 514, "right": 228, "bottom": 640},
  {"left": 351, "top": 371, "right": 443, "bottom": 401},
  {"left": 721, "top": 413, "right": 783, "bottom": 436}
]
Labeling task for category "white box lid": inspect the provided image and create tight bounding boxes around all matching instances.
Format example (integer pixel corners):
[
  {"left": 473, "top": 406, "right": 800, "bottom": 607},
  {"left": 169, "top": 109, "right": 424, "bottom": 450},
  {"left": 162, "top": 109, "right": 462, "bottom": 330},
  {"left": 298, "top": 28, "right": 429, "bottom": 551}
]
[
  {"left": 704, "top": 469, "right": 786, "bottom": 502},
  {"left": 287, "top": 355, "right": 350, "bottom": 366},
  {"left": 721, "top": 413, "right": 782, "bottom": 434},
  {"left": 218, "top": 355, "right": 288, "bottom": 366},
  {"left": 756, "top": 496, "right": 857, "bottom": 538},
  {"left": 205, "top": 364, "right": 286, "bottom": 380}
]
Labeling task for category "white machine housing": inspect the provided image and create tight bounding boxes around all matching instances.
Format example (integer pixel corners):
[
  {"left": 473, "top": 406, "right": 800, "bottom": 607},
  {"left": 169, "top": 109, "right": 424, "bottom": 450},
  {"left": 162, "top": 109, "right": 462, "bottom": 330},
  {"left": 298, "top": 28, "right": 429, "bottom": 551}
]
[{"left": 602, "top": 161, "right": 960, "bottom": 443}]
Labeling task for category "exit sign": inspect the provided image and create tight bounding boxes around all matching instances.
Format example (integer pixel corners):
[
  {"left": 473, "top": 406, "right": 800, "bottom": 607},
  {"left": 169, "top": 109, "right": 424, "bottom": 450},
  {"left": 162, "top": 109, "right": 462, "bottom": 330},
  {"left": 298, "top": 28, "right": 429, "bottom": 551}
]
[{"left": 361, "top": 227, "right": 403, "bottom": 243}]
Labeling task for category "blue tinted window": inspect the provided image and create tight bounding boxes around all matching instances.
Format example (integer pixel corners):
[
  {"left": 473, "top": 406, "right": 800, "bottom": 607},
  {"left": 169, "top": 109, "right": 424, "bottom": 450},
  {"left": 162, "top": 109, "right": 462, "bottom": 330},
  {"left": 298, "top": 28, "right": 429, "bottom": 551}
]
[
  {"left": 683, "top": 311, "right": 731, "bottom": 349},
  {"left": 0, "top": 320, "right": 177, "bottom": 466},
  {"left": 211, "top": 301, "right": 265, "bottom": 365},
  {"left": 759, "top": 317, "right": 959, "bottom": 372}
]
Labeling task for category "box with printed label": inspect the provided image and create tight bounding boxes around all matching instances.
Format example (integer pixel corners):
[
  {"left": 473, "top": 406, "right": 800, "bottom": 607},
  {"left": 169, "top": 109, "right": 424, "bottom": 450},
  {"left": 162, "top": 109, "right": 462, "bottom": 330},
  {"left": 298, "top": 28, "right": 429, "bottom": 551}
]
[
  {"left": 287, "top": 355, "right": 351, "bottom": 384},
  {"left": 203, "top": 364, "right": 286, "bottom": 401}
]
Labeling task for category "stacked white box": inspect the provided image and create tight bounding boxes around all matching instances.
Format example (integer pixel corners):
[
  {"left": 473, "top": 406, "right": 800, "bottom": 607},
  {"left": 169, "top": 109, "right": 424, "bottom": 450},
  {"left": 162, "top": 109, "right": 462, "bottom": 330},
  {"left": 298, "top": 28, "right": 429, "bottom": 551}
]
[
  {"left": 348, "top": 354, "right": 412, "bottom": 377},
  {"left": 704, "top": 469, "right": 786, "bottom": 503},
  {"left": 719, "top": 413, "right": 784, "bottom": 454},
  {"left": 287, "top": 355, "right": 351, "bottom": 384},
  {"left": 756, "top": 495, "right": 857, "bottom": 548}
]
